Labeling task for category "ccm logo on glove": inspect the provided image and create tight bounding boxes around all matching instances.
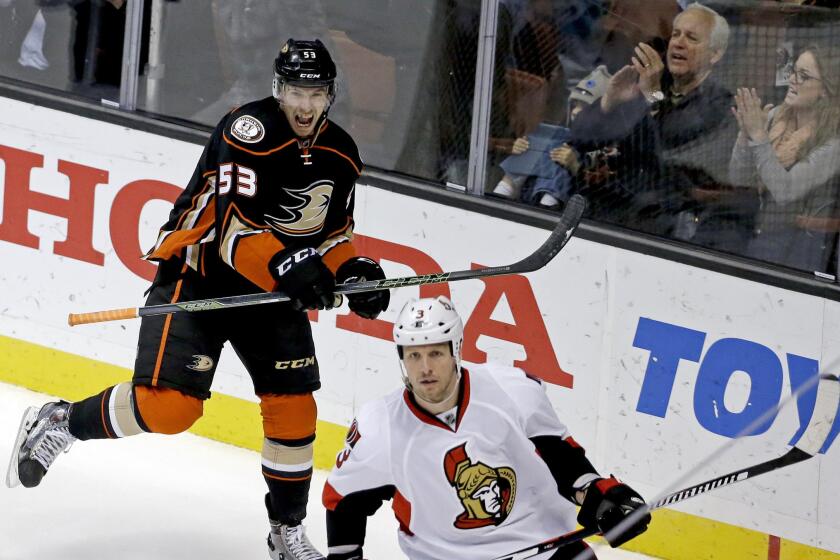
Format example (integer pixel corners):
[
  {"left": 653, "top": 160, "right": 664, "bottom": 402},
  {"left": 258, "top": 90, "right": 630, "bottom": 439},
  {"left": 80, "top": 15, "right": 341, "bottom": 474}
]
[{"left": 276, "top": 248, "right": 318, "bottom": 276}]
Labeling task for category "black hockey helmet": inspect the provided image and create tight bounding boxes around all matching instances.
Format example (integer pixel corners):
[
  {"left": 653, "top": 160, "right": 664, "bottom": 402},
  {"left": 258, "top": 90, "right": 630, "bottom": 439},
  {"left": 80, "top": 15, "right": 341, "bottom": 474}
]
[{"left": 272, "top": 38, "right": 337, "bottom": 99}]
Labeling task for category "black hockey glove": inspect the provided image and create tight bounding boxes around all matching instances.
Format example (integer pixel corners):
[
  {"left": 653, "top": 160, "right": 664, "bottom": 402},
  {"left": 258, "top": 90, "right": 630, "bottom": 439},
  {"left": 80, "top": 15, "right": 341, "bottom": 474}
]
[
  {"left": 577, "top": 476, "right": 650, "bottom": 548},
  {"left": 335, "top": 257, "right": 390, "bottom": 319},
  {"left": 270, "top": 247, "right": 336, "bottom": 311}
]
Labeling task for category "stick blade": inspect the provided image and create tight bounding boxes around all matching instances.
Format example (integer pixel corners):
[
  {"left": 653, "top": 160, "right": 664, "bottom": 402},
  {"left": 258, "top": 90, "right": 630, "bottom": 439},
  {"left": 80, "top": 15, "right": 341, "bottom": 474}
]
[
  {"left": 515, "top": 194, "right": 587, "bottom": 273},
  {"left": 796, "top": 374, "right": 840, "bottom": 456}
]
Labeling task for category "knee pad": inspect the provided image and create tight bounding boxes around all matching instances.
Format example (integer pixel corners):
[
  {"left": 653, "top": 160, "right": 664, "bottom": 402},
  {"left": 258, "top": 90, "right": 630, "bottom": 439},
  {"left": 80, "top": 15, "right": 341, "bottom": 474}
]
[
  {"left": 134, "top": 385, "right": 204, "bottom": 434},
  {"left": 259, "top": 393, "right": 316, "bottom": 440}
]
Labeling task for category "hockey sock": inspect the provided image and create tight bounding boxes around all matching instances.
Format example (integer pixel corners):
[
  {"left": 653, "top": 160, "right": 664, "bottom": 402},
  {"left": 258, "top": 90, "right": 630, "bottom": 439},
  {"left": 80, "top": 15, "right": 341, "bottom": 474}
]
[
  {"left": 68, "top": 382, "right": 146, "bottom": 440},
  {"left": 262, "top": 435, "right": 315, "bottom": 525}
]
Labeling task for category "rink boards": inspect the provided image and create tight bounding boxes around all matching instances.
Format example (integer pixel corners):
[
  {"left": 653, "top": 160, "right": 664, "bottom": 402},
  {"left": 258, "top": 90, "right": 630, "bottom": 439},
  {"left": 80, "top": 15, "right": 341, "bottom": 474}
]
[{"left": 0, "top": 96, "right": 838, "bottom": 560}]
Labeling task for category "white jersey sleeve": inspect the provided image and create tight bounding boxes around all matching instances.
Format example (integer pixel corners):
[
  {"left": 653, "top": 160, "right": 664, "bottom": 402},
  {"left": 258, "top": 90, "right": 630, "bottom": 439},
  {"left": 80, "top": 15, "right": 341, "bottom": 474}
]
[
  {"left": 478, "top": 363, "right": 570, "bottom": 440},
  {"left": 324, "top": 397, "right": 395, "bottom": 504},
  {"left": 323, "top": 395, "right": 401, "bottom": 554}
]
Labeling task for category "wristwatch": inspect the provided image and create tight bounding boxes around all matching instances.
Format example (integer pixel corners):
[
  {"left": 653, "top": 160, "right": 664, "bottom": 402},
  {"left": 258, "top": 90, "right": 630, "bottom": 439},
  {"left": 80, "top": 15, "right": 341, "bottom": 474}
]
[{"left": 645, "top": 90, "right": 665, "bottom": 105}]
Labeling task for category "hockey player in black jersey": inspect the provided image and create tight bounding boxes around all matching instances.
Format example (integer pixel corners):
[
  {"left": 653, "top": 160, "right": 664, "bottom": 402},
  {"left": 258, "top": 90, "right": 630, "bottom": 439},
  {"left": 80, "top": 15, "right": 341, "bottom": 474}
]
[{"left": 6, "top": 38, "right": 389, "bottom": 560}]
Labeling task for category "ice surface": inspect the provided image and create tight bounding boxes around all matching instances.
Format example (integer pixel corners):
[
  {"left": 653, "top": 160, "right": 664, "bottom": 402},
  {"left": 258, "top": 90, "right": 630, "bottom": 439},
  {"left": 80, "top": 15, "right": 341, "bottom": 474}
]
[{"left": 0, "top": 382, "right": 655, "bottom": 559}]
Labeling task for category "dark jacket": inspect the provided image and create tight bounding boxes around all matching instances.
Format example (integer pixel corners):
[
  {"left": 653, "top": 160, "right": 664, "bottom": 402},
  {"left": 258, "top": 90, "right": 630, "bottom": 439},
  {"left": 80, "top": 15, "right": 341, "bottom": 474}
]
[{"left": 571, "top": 75, "right": 753, "bottom": 247}]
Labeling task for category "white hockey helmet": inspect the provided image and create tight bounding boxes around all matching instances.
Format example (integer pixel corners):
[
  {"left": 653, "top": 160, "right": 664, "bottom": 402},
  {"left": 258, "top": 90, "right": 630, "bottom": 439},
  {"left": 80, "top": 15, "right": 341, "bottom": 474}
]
[{"left": 393, "top": 296, "right": 464, "bottom": 372}]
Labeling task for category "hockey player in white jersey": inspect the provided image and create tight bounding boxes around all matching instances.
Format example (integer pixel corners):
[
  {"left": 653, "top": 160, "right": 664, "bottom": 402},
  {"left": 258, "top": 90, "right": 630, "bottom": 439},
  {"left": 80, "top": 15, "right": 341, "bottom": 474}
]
[{"left": 322, "top": 296, "right": 650, "bottom": 560}]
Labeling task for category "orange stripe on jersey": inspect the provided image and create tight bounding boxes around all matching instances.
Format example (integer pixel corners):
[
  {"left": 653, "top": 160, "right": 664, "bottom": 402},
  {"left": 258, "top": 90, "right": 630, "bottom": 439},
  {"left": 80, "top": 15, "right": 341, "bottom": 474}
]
[
  {"left": 100, "top": 388, "right": 114, "bottom": 439},
  {"left": 200, "top": 243, "right": 207, "bottom": 276},
  {"left": 323, "top": 216, "right": 354, "bottom": 241},
  {"left": 322, "top": 481, "right": 343, "bottom": 511},
  {"left": 231, "top": 233, "right": 283, "bottom": 291},
  {"left": 392, "top": 490, "right": 414, "bottom": 535},
  {"left": 222, "top": 134, "right": 296, "bottom": 156},
  {"left": 262, "top": 471, "right": 312, "bottom": 482},
  {"left": 322, "top": 241, "right": 356, "bottom": 275},
  {"left": 312, "top": 145, "right": 361, "bottom": 176},
  {"left": 146, "top": 196, "right": 217, "bottom": 261},
  {"left": 259, "top": 393, "right": 317, "bottom": 440},
  {"left": 219, "top": 204, "right": 284, "bottom": 292},
  {"left": 171, "top": 175, "right": 215, "bottom": 233},
  {"left": 319, "top": 217, "right": 356, "bottom": 272},
  {"left": 151, "top": 266, "right": 186, "bottom": 386},
  {"left": 226, "top": 201, "right": 272, "bottom": 229}
]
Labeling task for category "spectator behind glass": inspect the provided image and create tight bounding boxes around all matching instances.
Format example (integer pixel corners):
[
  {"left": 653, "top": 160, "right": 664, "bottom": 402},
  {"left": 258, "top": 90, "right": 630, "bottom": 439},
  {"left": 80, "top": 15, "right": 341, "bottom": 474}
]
[
  {"left": 490, "top": 65, "right": 611, "bottom": 209},
  {"left": 573, "top": 4, "right": 743, "bottom": 247},
  {"left": 730, "top": 44, "right": 840, "bottom": 273},
  {"left": 191, "top": 0, "right": 338, "bottom": 125},
  {"left": 0, "top": 0, "right": 127, "bottom": 100},
  {"left": 0, "top": 2, "right": 47, "bottom": 73}
]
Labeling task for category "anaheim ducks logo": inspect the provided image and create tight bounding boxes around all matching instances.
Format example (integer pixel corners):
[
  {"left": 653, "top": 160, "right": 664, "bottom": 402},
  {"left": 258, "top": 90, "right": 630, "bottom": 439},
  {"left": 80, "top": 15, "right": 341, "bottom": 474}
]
[
  {"left": 186, "top": 354, "right": 214, "bottom": 372},
  {"left": 265, "top": 180, "right": 334, "bottom": 236},
  {"left": 443, "top": 443, "right": 516, "bottom": 529},
  {"left": 230, "top": 115, "right": 265, "bottom": 143}
]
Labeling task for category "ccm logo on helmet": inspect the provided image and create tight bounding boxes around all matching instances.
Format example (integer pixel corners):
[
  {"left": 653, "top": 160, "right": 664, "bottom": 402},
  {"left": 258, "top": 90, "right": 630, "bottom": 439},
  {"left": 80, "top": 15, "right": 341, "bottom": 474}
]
[{"left": 299, "top": 73, "right": 321, "bottom": 79}]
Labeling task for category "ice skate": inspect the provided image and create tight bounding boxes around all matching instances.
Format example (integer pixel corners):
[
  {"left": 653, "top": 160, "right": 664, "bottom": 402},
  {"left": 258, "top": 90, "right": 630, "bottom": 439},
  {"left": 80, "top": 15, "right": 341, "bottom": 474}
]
[
  {"left": 267, "top": 521, "right": 325, "bottom": 560},
  {"left": 5, "top": 401, "right": 75, "bottom": 488}
]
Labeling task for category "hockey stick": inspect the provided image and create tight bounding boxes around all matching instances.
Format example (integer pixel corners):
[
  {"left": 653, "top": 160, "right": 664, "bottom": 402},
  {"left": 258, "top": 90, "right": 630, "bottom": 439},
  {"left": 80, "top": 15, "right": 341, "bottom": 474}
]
[
  {"left": 493, "top": 374, "right": 840, "bottom": 560},
  {"left": 67, "top": 194, "right": 587, "bottom": 326}
]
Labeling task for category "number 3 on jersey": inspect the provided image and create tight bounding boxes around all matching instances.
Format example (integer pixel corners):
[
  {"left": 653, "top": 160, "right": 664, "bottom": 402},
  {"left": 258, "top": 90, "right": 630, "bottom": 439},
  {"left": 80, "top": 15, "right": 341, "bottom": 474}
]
[{"left": 218, "top": 163, "right": 257, "bottom": 197}]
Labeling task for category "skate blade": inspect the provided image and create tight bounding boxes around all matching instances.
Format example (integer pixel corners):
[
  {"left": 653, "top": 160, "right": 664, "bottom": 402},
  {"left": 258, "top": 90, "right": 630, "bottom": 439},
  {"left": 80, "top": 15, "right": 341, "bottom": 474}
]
[{"left": 5, "top": 407, "right": 40, "bottom": 488}]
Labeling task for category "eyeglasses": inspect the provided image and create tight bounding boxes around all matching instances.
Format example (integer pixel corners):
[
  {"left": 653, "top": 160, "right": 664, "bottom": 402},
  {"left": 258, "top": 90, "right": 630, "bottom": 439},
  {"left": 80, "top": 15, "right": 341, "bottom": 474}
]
[{"left": 790, "top": 68, "right": 823, "bottom": 85}]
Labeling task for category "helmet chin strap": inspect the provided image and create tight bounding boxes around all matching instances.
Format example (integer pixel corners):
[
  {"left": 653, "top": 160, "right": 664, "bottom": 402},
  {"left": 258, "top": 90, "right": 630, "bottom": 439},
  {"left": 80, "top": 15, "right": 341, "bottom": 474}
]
[
  {"left": 432, "top": 368, "right": 462, "bottom": 408},
  {"left": 299, "top": 106, "right": 330, "bottom": 148},
  {"left": 399, "top": 360, "right": 461, "bottom": 408}
]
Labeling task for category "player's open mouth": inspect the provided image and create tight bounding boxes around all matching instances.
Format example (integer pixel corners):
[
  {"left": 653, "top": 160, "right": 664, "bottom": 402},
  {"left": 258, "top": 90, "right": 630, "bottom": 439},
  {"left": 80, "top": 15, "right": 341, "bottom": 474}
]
[{"left": 295, "top": 115, "right": 314, "bottom": 127}]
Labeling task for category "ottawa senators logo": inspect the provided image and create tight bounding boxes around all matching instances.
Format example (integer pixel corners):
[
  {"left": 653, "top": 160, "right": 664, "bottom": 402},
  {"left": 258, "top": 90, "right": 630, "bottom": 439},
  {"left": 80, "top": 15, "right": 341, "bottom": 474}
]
[
  {"left": 265, "top": 180, "right": 333, "bottom": 236},
  {"left": 443, "top": 443, "right": 516, "bottom": 529}
]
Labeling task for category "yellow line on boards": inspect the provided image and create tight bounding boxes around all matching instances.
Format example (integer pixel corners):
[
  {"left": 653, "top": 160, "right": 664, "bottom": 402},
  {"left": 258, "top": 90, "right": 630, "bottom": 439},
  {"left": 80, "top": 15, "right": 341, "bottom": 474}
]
[
  {"left": 0, "top": 334, "right": 837, "bottom": 559},
  {"left": 0, "top": 334, "right": 346, "bottom": 469}
]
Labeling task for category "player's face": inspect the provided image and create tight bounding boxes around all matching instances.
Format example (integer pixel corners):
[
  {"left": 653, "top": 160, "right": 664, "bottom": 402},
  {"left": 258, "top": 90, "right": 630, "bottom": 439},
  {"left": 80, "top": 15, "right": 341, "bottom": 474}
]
[
  {"left": 279, "top": 84, "right": 330, "bottom": 137},
  {"left": 402, "top": 342, "right": 459, "bottom": 408}
]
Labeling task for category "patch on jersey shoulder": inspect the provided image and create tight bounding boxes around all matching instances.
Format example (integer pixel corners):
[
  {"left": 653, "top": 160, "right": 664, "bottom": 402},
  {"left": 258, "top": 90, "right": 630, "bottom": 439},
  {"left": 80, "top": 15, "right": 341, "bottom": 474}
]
[
  {"left": 444, "top": 442, "right": 517, "bottom": 529},
  {"left": 230, "top": 115, "right": 265, "bottom": 143}
]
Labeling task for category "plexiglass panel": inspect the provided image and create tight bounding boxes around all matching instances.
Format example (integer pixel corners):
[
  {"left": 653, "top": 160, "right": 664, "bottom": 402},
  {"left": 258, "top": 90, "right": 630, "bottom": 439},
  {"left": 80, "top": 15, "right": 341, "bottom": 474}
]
[
  {"left": 485, "top": 0, "right": 840, "bottom": 277},
  {"left": 133, "top": 0, "right": 480, "bottom": 185},
  {"left": 0, "top": 0, "right": 125, "bottom": 103}
]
